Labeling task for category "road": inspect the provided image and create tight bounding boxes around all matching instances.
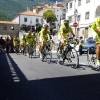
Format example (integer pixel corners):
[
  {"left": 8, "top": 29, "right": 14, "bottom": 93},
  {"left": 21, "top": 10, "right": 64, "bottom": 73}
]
[{"left": 0, "top": 51, "right": 100, "bottom": 100}]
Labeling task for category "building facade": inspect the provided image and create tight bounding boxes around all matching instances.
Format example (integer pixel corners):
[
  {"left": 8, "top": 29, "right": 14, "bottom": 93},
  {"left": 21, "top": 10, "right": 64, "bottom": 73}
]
[
  {"left": 65, "top": 0, "right": 100, "bottom": 40},
  {"left": 33, "top": 4, "right": 62, "bottom": 31},
  {"left": 12, "top": 10, "right": 42, "bottom": 32},
  {"left": 0, "top": 21, "right": 19, "bottom": 37}
]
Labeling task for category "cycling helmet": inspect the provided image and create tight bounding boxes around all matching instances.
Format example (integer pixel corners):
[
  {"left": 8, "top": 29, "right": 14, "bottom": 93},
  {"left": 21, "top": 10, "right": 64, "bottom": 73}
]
[
  {"left": 33, "top": 32, "right": 35, "bottom": 35},
  {"left": 44, "top": 24, "right": 49, "bottom": 29},
  {"left": 63, "top": 20, "right": 69, "bottom": 26}
]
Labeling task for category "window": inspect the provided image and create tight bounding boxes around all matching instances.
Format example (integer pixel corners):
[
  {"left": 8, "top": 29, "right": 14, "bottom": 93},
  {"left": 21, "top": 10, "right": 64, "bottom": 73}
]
[
  {"left": 11, "top": 26, "right": 14, "bottom": 30},
  {"left": 66, "top": 3, "right": 68, "bottom": 9},
  {"left": 85, "top": 12, "right": 89, "bottom": 19},
  {"left": 36, "top": 18, "right": 39, "bottom": 23},
  {"left": 77, "top": 15, "right": 81, "bottom": 21},
  {"left": 62, "top": 14, "right": 66, "bottom": 19},
  {"left": 86, "top": 0, "right": 90, "bottom": 3},
  {"left": 3, "top": 25, "right": 7, "bottom": 30},
  {"left": 57, "top": 15, "right": 58, "bottom": 17},
  {"left": 24, "top": 18, "right": 27, "bottom": 22},
  {"left": 68, "top": 16, "right": 72, "bottom": 22},
  {"left": 70, "top": 3, "right": 72, "bottom": 8},
  {"left": 63, "top": 9, "right": 66, "bottom": 12},
  {"left": 78, "top": 0, "right": 81, "bottom": 6},
  {"left": 96, "top": 6, "right": 100, "bottom": 17}
]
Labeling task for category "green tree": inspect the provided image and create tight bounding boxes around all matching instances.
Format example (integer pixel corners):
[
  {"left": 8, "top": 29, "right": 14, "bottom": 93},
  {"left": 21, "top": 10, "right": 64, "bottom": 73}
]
[{"left": 43, "top": 10, "right": 57, "bottom": 24}]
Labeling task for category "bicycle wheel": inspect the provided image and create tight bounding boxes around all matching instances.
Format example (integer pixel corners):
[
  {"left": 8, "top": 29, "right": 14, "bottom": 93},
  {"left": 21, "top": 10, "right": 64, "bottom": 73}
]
[
  {"left": 24, "top": 46, "right": 27, "bottom": 56},
  {"left": 57, "top": 47, "right": 61, "bottom": 63},
  {"left": 87, "top": 48, "right": 96, "bottom": 68},
  {"left": 41, "top": 52, "right": 45, "bottom": 62},
  {"left": 46, "top": 50, "right": 52, "bottom": 64},
  {"left": 29, "top": 46, "right": 33, "bottom": 59},
  {"left": 15, "top": 46, "right": 19, "bottom": 53},
  {"left": 32, "top": 47, "right": 36, "bottom": 58},
  {"left": 63, "top": 47, "right": 79, "bottom": 68}
]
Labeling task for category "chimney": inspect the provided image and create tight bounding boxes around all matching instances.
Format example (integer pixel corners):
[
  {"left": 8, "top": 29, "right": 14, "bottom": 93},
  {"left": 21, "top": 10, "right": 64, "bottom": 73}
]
[
  {"left": 56, "top": 1, "right": 57, "bottom": 6},
  {"left": 27, "top": 6, "right": 30, "bottom": 11}
]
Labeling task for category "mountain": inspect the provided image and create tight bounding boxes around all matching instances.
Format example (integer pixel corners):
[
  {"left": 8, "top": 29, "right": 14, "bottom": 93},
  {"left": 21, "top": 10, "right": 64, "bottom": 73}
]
[{"left": 0, "top": 0, "right": 63, "bottom": 21}]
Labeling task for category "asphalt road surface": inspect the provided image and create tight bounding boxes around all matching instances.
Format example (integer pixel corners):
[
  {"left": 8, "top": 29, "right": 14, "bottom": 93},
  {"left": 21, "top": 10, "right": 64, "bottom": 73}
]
[{"left": 0, "top": 51, "right": 100, "bottom": 100}]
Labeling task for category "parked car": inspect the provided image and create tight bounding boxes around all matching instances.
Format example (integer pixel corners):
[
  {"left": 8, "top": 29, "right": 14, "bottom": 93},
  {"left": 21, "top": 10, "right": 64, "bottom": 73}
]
[{"left": 75, "top": 38, "right": 96, "bottom": 54}]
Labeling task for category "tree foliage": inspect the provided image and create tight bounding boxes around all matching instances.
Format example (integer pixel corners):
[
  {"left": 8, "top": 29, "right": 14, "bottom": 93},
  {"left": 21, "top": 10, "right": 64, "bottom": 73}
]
[
  {"left": 43, "top": 10, "right": 57, "bottom": 23},
  {"left": 0, "top": 0, "right": 57, "bottom": 21},
  {"left": 0, "top": 11, "right": 11, "bottom": 21}
]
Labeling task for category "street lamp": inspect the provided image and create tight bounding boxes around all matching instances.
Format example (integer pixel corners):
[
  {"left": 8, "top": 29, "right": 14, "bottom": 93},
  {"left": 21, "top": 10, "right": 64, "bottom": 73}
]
[
  {"left": 41, "top": 17, "right": 43, "bottom": 27},
  {"left": 74, "top": 9, "right": 78, "bottom": 37},
  {"left": 30, "top": 17, "right": 32, "bottom": 32}
]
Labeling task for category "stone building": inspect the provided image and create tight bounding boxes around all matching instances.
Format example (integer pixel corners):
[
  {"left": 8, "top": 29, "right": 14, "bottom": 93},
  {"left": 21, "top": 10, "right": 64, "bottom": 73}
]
[{"left": 0, "top": 21, "right": 19, "bottom": 38}]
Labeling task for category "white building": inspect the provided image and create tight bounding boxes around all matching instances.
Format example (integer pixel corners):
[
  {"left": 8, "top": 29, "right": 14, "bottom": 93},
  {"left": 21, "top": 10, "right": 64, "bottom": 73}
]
[
  {"left": 12, "top": 9, "right": 42, "bottom": 31},
  {"left": 65, "top": 0, "right": 100, "bottom": 40},
  {"left": 33, "top": 4, "right": 62, "bottom": 31}
]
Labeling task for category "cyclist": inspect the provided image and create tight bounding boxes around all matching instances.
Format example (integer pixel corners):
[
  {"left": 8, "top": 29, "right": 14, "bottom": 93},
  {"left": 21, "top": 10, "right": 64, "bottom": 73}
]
[
  {"left": 20, "top": 34, "right": 26, "bottom": 51},
  {"left": 39, "top": 24, "right": 52, "bottom": 58},
  {"left": 58, "top": 20, "right": 75, "bottom": 56},
  {"left": 32, "top": 32, "right": 37, "bottom": 46},
  {"left": 37, "top": 27, "right": 44, "bottom": 43},
  {"left": 79, "top": 36, "right": 84, "bottom": 55},
  {"left": 26, "top": 31, "right": 34, "bottom": 53},
  {"left": 91, "top": 17, "right": 100, "bottom": 69},
  {"left": 13, "top": 36, "right": 20, "bottom": 52}
]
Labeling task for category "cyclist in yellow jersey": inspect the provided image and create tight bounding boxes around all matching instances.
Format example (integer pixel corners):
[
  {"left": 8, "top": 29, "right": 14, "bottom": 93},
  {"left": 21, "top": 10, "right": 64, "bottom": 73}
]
[
  {"left": 13, "top": 36, "right": 20, "bottom": 52},
  {"left": 21, "top": 35, "right": 26, "bottom": 44},
  {"left": 91, "top": 17, "right": 100, "bottom": 69},
  {"left": 20, "top": 35, "right": 26, "bottom": 50},
  {"left": 13, "top": 36, "right": 20, "bottom": 47},
  {"left": 58, "top": 20, "right": 75, "bottom": 56},
  {"left": 26, "top": 32, "right": 34, "bottom": 45},
  {"left": 26, "top": 31, "right": 34, "bottom": 52},
  {"left": 39, "top": 24, "right": 51, "bottom": 58},
  {"left": 32, "top": 32, "right": 37, "bottom": 47}
]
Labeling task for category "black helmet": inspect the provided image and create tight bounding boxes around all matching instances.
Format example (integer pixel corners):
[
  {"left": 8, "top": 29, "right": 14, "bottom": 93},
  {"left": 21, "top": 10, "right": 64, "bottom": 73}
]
[
  {"left": 64, "top": 20, "right": 69, "bottom": 23},
  {"left": 23, "top": 34, "right": 26, "bottom": 37}
]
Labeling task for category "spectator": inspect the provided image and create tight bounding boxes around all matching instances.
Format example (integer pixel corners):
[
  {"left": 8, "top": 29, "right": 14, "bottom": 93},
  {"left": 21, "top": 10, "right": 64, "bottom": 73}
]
[
  {"left": 5, "top": 37, "right": 10, "bottom": 53},
  {"left": 10, "top": 37, "right": 14, "bottom": 52},
  {"left": 79, "top": 36, "right": 84, "bottom": 55},
  {"left": 50, "top": 28, "right": 53, "bottom": 35},
  {"left": 0, "top": 37, "right": 5, "bottom": 51}
]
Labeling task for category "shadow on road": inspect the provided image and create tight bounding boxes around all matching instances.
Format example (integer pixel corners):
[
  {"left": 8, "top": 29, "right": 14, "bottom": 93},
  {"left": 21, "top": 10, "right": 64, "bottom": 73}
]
[{"left": 0, "top": 53, "right": 100, "bottom": 100}]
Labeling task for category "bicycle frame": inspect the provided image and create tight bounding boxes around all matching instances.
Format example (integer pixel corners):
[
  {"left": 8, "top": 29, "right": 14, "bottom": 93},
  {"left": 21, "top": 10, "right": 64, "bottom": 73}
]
[{"left": 41, "top": 41, "right": 52, "bottom": 63}]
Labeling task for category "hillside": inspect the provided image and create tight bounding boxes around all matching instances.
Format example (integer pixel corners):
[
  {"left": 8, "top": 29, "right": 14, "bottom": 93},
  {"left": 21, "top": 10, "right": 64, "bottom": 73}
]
[{"left": 0, "top": 0, "right": 63, "bottom": 21}]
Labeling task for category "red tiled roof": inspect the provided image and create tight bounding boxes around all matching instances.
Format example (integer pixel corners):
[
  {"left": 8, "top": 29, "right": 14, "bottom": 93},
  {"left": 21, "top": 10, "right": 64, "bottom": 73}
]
[{"left": 19, "top": 11, "right": 42, "bottom": 16}]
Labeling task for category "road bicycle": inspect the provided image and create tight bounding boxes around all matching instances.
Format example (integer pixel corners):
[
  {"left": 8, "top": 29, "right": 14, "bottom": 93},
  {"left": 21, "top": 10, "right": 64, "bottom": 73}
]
[
  {"left": 87, "top": 47, "right": 98, "bottom": 70},
  {"left": 14, "top": 44, "right": 20, "bottom": 53},
  {"left": 21, "top": 44, "right": 27, "bottom": 56},
  {"left": 28, "top": 43, "right": 36, "bottom": 59},
  {"left": 57, "top": 38, "right": 79, "bottom": 68},
  {"left": 41, "top": 40, "right": 52, "bottom": 64}
]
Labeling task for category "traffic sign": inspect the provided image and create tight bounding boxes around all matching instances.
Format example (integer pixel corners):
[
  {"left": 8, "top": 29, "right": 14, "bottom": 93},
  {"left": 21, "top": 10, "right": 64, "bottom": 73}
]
[{"left": 73, "top": 22, "right": 78, "bottom": 27}]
